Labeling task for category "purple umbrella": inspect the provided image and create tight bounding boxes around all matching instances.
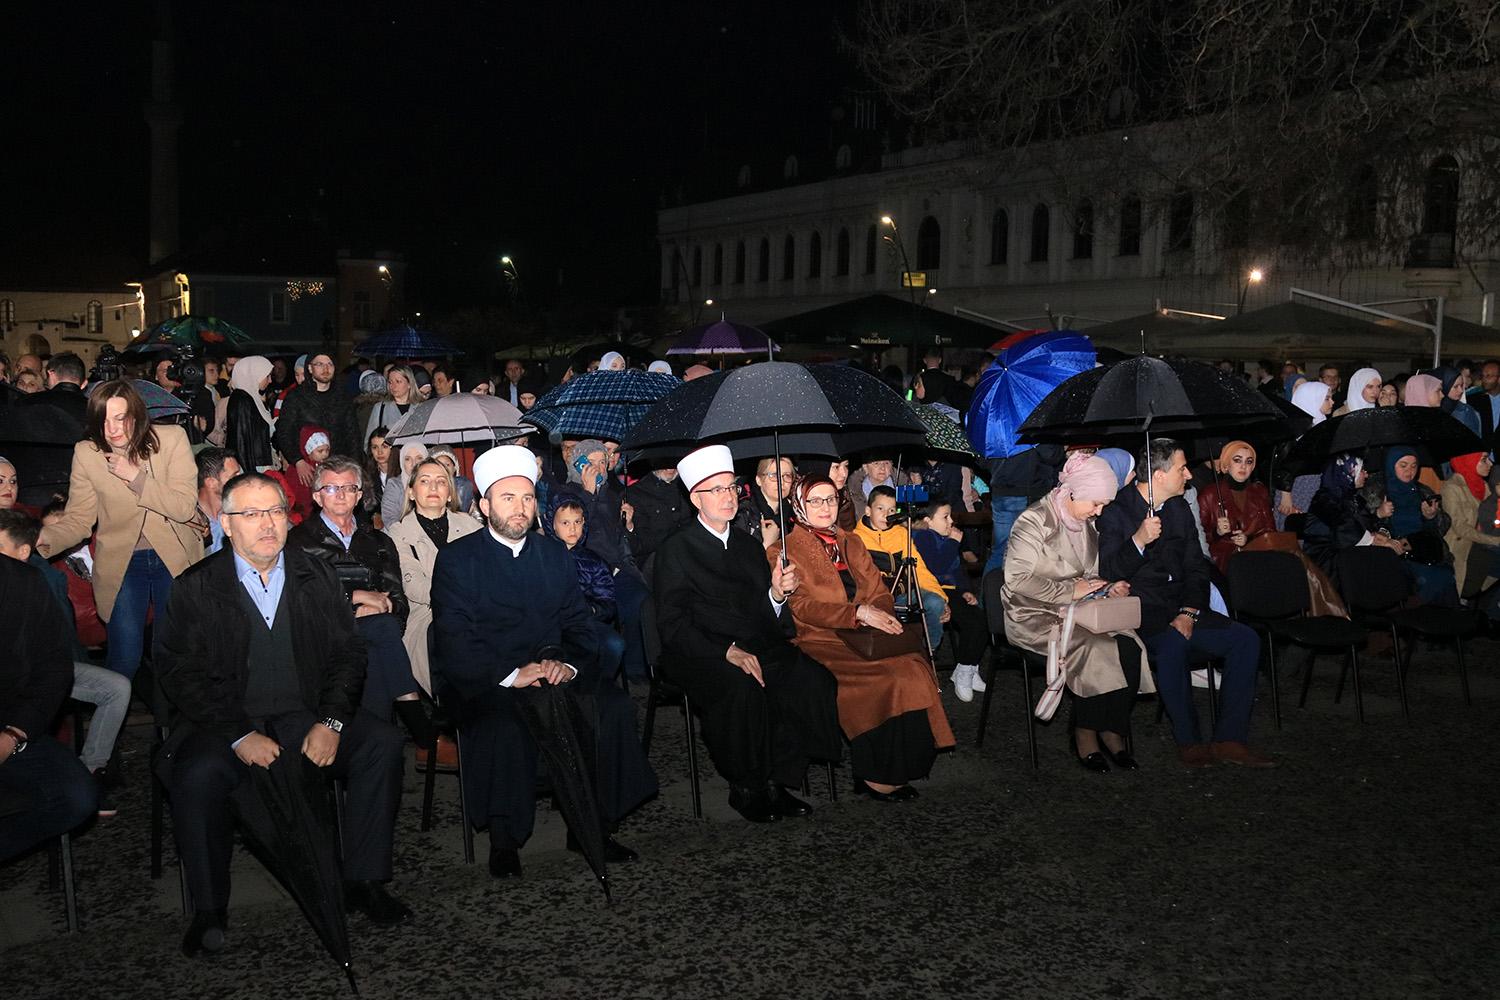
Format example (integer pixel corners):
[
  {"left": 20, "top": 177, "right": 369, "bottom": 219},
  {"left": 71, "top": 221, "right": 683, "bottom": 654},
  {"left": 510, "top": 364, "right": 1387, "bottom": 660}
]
[{"left": 666, "top": 317, "right": 780, "bottom": 357}]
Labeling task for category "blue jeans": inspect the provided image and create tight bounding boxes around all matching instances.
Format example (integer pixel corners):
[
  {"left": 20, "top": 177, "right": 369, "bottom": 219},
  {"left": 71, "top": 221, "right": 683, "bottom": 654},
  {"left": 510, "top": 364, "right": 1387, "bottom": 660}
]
[
  {"left": 984, "top": 495, "right": 1030, "bottom": 575},
  {"left": 896, "top": 588, "right": 947, "bottom": 651},
  {"left": 71, "top": 663, "right": 132, "bottom": 771},
  {"left": 107, "top": 549, "right": 176, "bottom": 680}
]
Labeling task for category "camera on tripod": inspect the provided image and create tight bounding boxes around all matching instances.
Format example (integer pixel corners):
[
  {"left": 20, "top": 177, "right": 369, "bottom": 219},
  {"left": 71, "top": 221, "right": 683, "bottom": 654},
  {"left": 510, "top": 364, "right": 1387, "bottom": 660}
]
[
  {"left": 88, "top": 345, "right": 124, "bottom": 385},
  {"left": 166, "top": 346, "right": 206, "bottom": 399},
  {"left": 888, "top": 484, "right": 929, "bottom": 524}
]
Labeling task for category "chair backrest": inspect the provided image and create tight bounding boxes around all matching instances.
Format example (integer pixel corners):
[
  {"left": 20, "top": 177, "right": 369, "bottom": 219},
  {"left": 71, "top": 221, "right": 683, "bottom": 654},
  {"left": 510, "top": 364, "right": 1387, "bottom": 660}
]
[
  {"left": 982, "top": 568, "right": 1006, "bottom": 636},
  {"left": 1335, "top": 546, "right": 1412, "bottom": 613},
  {"left": 1225, "top": 551, "right": 1309, "bottom": 622}
]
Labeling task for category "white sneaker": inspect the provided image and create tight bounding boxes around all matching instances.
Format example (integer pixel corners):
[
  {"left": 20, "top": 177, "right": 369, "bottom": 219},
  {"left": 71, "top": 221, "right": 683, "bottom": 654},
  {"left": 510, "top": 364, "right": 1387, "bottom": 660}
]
[
  {"left": 952, "top": 664, "right": 975, "bottom": 702},
  {"left": 967, "top": 666, "right": 986, "bottom": 693}
]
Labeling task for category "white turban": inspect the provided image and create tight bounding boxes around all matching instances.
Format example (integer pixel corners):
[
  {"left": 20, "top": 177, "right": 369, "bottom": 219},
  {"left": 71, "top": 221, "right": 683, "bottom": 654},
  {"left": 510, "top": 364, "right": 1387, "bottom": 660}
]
[
  {"left": 473, "top": 444, "right": 539, "bottom": 497},
  {"left": 677, "top": 444, "right": 734, "bottom": 492}
]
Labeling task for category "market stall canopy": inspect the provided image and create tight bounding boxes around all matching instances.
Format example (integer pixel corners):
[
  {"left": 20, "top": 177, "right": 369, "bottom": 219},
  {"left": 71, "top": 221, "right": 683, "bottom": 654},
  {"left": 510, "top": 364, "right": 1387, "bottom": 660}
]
[
  {"left": 1163, "top": 300, "right": 1438, "bottom": 364},
  {"left": 1080, "top": 310, "right": 1214, "bottom": 355},
  {"left": 761, "top": 294, "right": 1003, "bottom": 350}
]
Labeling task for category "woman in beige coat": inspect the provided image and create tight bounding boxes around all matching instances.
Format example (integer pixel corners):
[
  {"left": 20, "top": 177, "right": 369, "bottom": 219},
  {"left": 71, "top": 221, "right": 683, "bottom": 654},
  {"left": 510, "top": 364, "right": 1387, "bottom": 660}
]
[
  {"left": 385, "top": 458, "right": 481, "bottom": 695},
  {"left": 1002, "top": 452, "right": 1152, "bottom": 772},
  {"left": 1441, "top": 452, "right": 1500, "bottom": 597},
  {"left": 37, "top": 380, "right": 203, "bottom": 680}
]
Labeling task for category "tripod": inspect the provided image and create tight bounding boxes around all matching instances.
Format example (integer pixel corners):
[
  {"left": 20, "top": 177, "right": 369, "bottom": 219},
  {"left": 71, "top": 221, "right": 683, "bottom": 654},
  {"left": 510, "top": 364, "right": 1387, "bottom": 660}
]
[{"left": 887, "top": 546, "right": 936, "bottom": 664}]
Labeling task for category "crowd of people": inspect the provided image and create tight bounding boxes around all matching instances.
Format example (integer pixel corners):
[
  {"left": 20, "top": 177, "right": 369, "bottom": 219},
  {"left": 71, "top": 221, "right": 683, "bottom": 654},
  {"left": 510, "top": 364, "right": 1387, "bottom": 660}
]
[{"left": 0, "top": 342, "right": 1494, "bottom": 960}]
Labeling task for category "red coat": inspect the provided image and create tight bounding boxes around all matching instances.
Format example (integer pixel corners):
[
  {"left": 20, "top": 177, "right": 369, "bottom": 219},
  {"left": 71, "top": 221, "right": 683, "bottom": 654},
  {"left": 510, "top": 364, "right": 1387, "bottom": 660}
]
[{"left": 1196, "top": 479, "right": 1276, "bottom": 573}]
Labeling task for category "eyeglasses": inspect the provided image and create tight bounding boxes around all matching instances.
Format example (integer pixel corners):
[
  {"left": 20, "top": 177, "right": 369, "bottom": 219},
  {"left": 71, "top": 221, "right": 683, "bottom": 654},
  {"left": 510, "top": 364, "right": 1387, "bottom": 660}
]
[
  {"left": 758, "top": 472, "right": 794, "bottom": 481},
  {"left": 802, "top": 495, "right": 839, "bottom": 508},
  {"left": 317, "top": 484, "right": 363, "bottom": 496},
  {"left": 225, "top": 506, "right": 289, "bottom": 523},
  {"left": 693, "top": 484, "right": 739, "bottom": 498}
]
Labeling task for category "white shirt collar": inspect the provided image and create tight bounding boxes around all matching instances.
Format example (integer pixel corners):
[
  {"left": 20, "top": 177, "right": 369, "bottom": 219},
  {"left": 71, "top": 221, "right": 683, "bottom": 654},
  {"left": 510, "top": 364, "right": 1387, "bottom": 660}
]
[
  {"left": 488, "top": 526, "right": 528, "bottom": 556},
  {"left": 698, "top": 516, "right": 731, "bottom": 548}
]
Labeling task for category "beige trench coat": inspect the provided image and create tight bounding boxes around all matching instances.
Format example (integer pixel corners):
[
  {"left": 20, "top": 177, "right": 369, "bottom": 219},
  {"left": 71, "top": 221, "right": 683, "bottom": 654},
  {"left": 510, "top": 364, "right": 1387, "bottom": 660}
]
[
  {"left": 1001, "top": 496, "right": 1153, "bottom": 700},
  {"left": 1440, "top": 476, "right": 1500, "bottom": 595},
  {"left": 386, "top": 509, "right": 482, "bottom": 694}
]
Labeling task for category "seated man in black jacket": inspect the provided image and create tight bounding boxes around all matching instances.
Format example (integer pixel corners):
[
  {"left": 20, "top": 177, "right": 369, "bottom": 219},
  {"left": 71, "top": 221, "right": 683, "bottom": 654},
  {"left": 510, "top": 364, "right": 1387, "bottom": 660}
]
[
  {"left": 157, "top": 473, "right": 408, "bottom": 956},
  {"left": 623, "top": 462, "right": 693, "bottom": 565},
  {"left": 1097, "top": 438, "right": 1273, "bottom": 770},
  {"left": 287, "top": 456, "right": 433, "bottom": 748}
]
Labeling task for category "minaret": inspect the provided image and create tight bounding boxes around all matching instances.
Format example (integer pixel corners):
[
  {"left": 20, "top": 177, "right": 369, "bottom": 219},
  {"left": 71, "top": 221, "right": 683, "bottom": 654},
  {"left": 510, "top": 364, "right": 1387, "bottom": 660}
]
[{"left": 144, "top": 0, "right": 181, "bottom": 265}]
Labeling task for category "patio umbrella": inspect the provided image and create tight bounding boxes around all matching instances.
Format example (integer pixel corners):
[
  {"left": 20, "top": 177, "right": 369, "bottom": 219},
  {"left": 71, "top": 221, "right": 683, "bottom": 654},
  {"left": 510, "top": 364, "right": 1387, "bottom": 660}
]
[
  {"left": 907, "top": 400, "right": 979, "bottom": 459},
  {"left": 1279, "top": 406, "right": 1485, "bottom": 478},
  {"left": 966, "top": 330, "right": 1096, "bottom": 459},
  {"left": 356, "top": 324, "right": 464, "bottom": 359},
  {"left": 85, "top": 378, "right": 193, "bottom": 420},
  {"left": 385, "top": 393, "right": 528, "bottom": 446},
  {"left": 666, "top": 318, "right": 780, "bottom": 357},
  {"left": 623, "top": 362, "right": 926, "bottom": 553},
  {"left": 137, "top": 315, "right": 254, "bottom": 352},
  {"left": 522, "top": 370, "right": 679, "bottom": 443}
]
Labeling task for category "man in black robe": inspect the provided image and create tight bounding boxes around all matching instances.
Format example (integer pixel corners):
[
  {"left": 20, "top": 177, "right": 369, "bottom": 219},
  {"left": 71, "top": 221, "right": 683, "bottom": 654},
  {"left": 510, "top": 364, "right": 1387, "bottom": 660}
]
[
  {"left": 431, "top": 445, "right": 656, "bottom": 879},
  {"left": 652, "top": 445, "right": 841, "bottom": 823}
]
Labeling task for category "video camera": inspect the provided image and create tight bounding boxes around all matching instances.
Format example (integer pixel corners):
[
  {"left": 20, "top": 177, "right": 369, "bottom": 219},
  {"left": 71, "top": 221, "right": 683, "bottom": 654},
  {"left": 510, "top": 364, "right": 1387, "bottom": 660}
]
[
  {"left": 166, "top": 345, "right": 206, "bottom": 399},
  {"left": 88, "top": 345, "right": 124, "bottom": 385},
  {"left": 887, "top": 484, "right": 929, "bottom": 524}
]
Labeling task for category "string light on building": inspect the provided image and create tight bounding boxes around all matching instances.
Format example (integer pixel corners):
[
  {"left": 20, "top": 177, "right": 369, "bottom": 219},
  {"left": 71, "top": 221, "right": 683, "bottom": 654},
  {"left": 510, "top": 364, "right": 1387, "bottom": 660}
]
[{"left": 285, "top": 280, "right": 326, "bottom": 301}]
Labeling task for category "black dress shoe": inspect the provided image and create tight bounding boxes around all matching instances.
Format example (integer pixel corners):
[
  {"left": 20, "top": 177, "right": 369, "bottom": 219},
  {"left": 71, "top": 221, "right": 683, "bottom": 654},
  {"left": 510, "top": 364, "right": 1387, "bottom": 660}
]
[
  {"left": 771, "top": 786, "right": 813, "bottom": 818},
  {"left": 1100, "top": 745, "right": 1140, "bottom": 771},
  {"left": 181, "top": 909, "right": 227, "bottom": 957},
  {"left": 343, "top": 880, "right": 412, "bottom": 926},
  {"left": 489, "top": 847, "right": 523, "bottom": 879},
  {"left": 567, "top": 832, "right": 640, "bottom": 863},
  {"left": 1079, "top": 751, "right": 1111, "bottom": 773},
  {"left": 852, "top": 779, "right": 920, "bottom": 802},
  {"left": 727, "top": 785, "right": 779, "bottom": 823}
]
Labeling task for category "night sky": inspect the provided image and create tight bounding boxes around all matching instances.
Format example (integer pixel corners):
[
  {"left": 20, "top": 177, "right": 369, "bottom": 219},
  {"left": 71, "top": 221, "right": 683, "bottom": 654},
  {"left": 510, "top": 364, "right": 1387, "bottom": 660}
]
[{"left": 3, "top": 1, "right": 859, "bottom": 311}]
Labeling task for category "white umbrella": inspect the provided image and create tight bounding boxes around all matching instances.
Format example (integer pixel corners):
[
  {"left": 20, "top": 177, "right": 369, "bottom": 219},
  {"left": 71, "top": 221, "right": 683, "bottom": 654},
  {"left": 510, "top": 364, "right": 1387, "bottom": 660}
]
[{"left": 385, "top": 393, "right": 529, "bottom": 445}]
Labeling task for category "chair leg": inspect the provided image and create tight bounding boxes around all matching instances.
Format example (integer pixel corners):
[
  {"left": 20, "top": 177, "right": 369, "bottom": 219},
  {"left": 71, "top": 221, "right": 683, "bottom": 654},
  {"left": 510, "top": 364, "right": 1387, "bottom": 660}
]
[
  {"left": 1298, "top": 648, "right": 1316, "bottom": 709},
  {"left": 421, "top": 745, "right": 438, "bottom": 832},
  {"left": 1206, "top": 661, "right": 1219, "bottom": 730},
  {"left": 799, "top": 770, "right": 811, "bottom": 796},
  {"left": 454, "top": 731, "right": 473, "bottom": 865},
  {"left": 1349, "top": 646, "right": 1365, "bottom": 724},
  {"left": 60, "top": 833, "right": 79, "bottom": 934},
  {"left": 1265, "top": 637, "right": 1282, "bottom": 731},
  {"left": 1020, "top": 655, "right": 1038, "bottom": 770},
  {"left": 1391, "top": 626, "right": 1411, "bottom": 724},
  {"left": 1456, "top": 638, "right": 1472, "bottom": 706},
  {"left": 1334, "top": 655, "right": 1348, "bottom": 705},
  {"left": 975, "top": 649, "right": 999, "bottom": 749},
  {"left": 681, "top": 694, "right": 702, "bottom": 820},
  {"left": 825, "top": 761, "right": 837, "bottom": 801},
  {"left": 641, "top": 677, "right": 660, "bottom": 756}
]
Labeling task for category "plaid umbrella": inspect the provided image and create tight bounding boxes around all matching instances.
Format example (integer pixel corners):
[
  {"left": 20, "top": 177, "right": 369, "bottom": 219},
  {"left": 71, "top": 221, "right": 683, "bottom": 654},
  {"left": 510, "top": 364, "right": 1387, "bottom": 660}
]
[
  {"left": 85, "top": 379, "right": 192, "bottom": 419},
  {"left": 386, "top": 393, "right": 528, "bottom": 445},
  {"left": 522, "top": 370, "right": 678, "bottom": 442},
  {"left": 139, "top": 315, "right": 254, "bottom": 351},
  {"left": 356, "top": 324, "right": 464, "bottom": 359},
  {"left": 907, "top": 400, "right": 978, "bottom": 459},
  {"left": 666, "top": 318, "right": 780, "bottom": 357}
]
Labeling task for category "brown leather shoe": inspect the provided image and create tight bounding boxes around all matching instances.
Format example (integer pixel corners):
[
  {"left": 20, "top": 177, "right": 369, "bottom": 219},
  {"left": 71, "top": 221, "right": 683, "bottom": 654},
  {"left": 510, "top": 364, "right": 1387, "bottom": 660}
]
[
  {"left": 1210, "top": 741, "right": 1276, "bottom": 768},
  {"left": 415, "top": 734, "right": 459, "bottom": 773},
  {"left": 1177, "top": 743, "right": 1213, "bottom": 768}
]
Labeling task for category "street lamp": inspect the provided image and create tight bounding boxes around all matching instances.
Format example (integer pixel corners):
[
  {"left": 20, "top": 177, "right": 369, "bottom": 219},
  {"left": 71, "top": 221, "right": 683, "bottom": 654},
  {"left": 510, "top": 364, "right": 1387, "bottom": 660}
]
[
  {"left": 880, "top": 214, "right": 924, "bottom": 370},
  {"left": 500, "top": 255, "right": 526, "bottom": 307},
  {"left": 1237, "top": 267, "right": 1264, "bottom": 314}
]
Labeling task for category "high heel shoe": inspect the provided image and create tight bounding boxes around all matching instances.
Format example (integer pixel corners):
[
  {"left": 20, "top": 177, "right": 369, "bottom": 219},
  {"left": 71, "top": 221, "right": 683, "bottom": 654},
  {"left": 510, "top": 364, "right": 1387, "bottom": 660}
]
[
  {"left": 1100, "top": 745, "right": 1140, "bottom": 771},
  {"left": 1078, "top": 751, "right": 1110, "bottom": 773},
  {"left": 852, "top": 778, "right": 919, "bottom": 802}
]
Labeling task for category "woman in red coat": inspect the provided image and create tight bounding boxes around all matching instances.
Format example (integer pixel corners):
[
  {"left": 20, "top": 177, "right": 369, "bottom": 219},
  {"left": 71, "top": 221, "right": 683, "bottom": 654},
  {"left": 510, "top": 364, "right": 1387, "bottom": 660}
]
[{"left": 1196, "top": 440, "right": 1276, "bottom": 573}]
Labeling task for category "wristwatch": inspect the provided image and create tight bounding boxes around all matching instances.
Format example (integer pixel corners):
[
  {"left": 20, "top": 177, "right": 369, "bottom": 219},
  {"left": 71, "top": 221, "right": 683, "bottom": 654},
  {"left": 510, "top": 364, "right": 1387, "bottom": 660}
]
[
  {"left": 1177, "top": 608, "right": 1201, "bottom": 622},
  {"left": 320, "top": 717, "right": 345, "bottom": 734}
]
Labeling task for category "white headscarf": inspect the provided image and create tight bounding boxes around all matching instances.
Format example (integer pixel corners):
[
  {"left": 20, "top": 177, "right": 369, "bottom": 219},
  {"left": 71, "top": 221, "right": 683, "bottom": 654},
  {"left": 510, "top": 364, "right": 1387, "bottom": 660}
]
[
  {"left": 1291, "top": 380, "right": 1330, "bottom": 427},
  {"left": 599, "top": 351, "right": 626, "bottom": 371},
  {"left": 1344, "top": 367, "right": 1381, "bottom": 412},
  {"left": 228, "top": 355, "right": 276, "bottom": 429}
]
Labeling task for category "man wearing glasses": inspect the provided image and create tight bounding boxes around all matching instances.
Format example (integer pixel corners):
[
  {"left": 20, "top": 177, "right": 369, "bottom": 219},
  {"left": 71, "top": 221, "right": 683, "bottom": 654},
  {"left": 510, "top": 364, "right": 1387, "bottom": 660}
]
[
  {"left": 156, "top": 472, "right": 410, "bottom": 958},
  {"left": 288, "top": 457, "right": 435, "bottom": 751},
  {"left": 653, "top": 445, "right": 841, "bottom": 824},
  {"left": 274, "top": 352, "right": 361, "bottom": 484}
]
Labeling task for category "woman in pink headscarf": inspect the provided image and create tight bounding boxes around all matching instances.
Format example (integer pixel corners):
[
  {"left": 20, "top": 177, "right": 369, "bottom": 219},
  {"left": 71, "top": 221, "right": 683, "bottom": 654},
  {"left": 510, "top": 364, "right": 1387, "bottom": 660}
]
[{"left": 1001, "top": 452, "right": 1153, "bottom": 772}]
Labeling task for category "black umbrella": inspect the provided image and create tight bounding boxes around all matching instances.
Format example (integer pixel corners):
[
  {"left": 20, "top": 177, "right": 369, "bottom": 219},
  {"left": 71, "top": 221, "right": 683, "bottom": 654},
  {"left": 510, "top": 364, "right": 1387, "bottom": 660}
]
[
  {"left": 623, "top": 362, "right": 927, "bottom": 552},
  {"left": 514, "top": 681, "right": 611, "bottom": 902},
  {"left": 1279, "top": 406, "right": 1486, "bottom": 478},
  {"left": 247, "top": 723, "right": 357, "bottom": 993},
  {"left": 0, "top": 399, "right": 87, "bottom": 446}
]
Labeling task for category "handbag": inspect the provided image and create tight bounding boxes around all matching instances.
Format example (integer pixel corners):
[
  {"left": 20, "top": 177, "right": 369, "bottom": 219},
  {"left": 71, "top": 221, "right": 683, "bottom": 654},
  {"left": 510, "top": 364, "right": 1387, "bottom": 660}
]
[
  {"left": 1242, "top": 530, "right": 1300, "bottom": 554},
  {"left": 836, "top": 619, "right": 927, "bottom": 660},
  {"left": 1034, "top": 594, "right": 1141, "bottom": 721}
]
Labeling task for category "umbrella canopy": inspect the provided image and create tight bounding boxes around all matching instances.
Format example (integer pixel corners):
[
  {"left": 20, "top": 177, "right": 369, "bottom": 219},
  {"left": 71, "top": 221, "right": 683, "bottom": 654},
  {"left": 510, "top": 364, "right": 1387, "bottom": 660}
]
[
  {"left": 907, "top": 400, "right": 979, "bottom": 459},
  {"left": 83, "top": 378, "right": 192, "bottom": 420},
  {"left": 0, "top": 400, "right": 86, "bottom": 446},
  {"left": 137, "top": 315, "right": 254, "bottom": 352},
  {"left": 1280, "top": 406, "right": 1485, "bottom": 478},
  {"left": 356, "top": 324, "right": 464, "bottom": 359},
  {"left": 567, "top": 342, "right": 659, "bottom": 373},
  {"left": 667, "top": 318, "right": 779, "bottom": 357},
  {"left": 761, "top": 294, "right": 1003, "bottom": 349},
  {"left": 522, "top": 370, "right": 679, "bottom": 443},
  {"left": 966, "top": 331, "right": 1096, "bottom": 458},
  {"left": 385, "top": 393, "right": 528, "bottom": 445},
  {"left": 1080, "top": 311, "right": 1214, "bottom": 354}
]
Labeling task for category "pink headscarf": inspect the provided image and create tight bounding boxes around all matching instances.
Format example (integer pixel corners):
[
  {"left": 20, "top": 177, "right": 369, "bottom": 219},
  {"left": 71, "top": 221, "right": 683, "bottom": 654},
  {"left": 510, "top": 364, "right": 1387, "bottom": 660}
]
[
  {"left": 1403, "top": 373, "right": 1442, "bottom": 407},
  {"left": 1050, "top": 453, "right": 1119, "bottom": 533}
]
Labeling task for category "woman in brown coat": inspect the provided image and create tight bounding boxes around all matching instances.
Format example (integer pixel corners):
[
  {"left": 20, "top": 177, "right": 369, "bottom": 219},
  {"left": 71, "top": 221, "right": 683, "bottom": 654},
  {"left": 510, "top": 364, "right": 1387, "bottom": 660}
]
[
  {"left": 770, "top": 475, "right": 955, "bottom": 801},
  {"left": 37, "top": 380, "right": 203, "bottom": 679}
]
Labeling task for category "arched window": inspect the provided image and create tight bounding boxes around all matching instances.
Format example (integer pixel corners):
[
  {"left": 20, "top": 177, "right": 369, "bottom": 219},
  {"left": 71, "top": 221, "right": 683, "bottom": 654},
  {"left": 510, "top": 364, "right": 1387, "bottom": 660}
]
[
  {"left": 0, "top": 299, "right": 13, "bottom": 326},
  {"left": 691, "top": 246, "right": 702, "bottom": 288},
  {"left": 783, "top": 155, "right": 799, "bottom": 181},
  {"left": 1223, "top": 191, "right": 1251, "bottom": 250},
  {"left": 734, "top": 241, "right": 746, "bottom": 284},
  {"left": 782, "top": 233, "right": 796, "bottom": 280},
  {"left": 758, "top": 238, "right": 770, "bottom": 282},
  {"left": 1118, "top": 196, "right": 1142, "bottom": 256},
  {"left": 87, "top": 299, "right": 103, "bottom": 334},
  {"left": 808, "top": 231, "right": 822, "bottom": 278},
  {"left": 864, "top": 224, "right": 878, "bottom": 274},
  {"left": 835, "top": 227, "right": 851, "bottom": 276},
  {"left": 1071, "top": 200, "right": 1094, "bottom": 259},
  {"left": 737, "top": 165, "right": 752, "bottom": 189},
  {"left": 1167, "top": 188, "right": 1195, "bottom": 251},
  {"left": 989, "top": 208, "right": 1008, "bottom": 265},
  {"left": 712, "top": 244, "right": 723, "bottom": 285},
  {"left": 1346, "top": 166, "right": 1378, "bottom": 240},
  {"left": 916, "top": 216, "right": 941, "bottom": 270},
  {"left": 1030, "top": 204, "right": 1050, "bottom": 262},
  {"left": 1422, "top": 155, "right": 1459, "bottom": 237},
  {"left": 836, "top": 144, "right": 852, "bottom": 170}
]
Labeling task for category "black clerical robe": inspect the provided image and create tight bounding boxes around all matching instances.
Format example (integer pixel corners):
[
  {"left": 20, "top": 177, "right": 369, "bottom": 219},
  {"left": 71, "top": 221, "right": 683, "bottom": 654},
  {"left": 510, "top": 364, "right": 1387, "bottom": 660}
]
[
  {"left": 652, "top": 519, "right": 841, "bottom": 789},
  {"left": 431, "top": 528, "right": 656, "bottom": 847}
]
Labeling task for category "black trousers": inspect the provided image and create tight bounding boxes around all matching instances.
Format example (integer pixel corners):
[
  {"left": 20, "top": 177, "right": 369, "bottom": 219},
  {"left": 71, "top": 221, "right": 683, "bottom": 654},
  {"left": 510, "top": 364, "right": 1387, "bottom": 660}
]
[
  {"left": 167, "top": 709, "right": 404, "bottom": 912},
  {"left": 0, "top": 735, "right": 95, "bottom": 863},
  {"left": 660, "top": 642, "right": 842, "bottom": 790},
  {"left": 1071, "top": 636, "right": 1143, "bottom": 734},
  {"left": 944, "top": 591, "right": 989, "bottom": 664}
]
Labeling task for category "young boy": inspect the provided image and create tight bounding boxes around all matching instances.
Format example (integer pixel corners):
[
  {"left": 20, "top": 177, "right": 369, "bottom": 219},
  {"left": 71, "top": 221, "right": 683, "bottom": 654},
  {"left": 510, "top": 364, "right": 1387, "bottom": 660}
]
[{"left": 911, "top": 500, "right": 991, "bottom": 702}]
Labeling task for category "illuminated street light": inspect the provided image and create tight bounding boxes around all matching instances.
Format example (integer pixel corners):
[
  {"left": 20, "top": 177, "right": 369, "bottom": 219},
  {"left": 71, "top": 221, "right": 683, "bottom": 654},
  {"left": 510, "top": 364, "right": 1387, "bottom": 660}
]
[
  {"left": 1238, "top": 266, "right": 1266, "bottom": 314},
  {"left": 705, "top": 298, "right": 715, "bottom": 306}
]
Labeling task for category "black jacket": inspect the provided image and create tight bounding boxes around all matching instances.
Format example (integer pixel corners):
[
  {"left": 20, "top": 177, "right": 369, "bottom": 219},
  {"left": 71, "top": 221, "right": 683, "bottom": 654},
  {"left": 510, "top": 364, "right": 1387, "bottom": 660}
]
[
  {"left": 10, "top": 381, "right": 88, "bottom": 506},
  {"left": 554, "top": 482, "right": 634, "bottom": 572},
  {"left": 155, "top": 547, "right": 365, "bottom": 745},
  {"left": 988, "top": 445, "right": 1064, "bottom": 499},
  {"left": 287, "top": 514, "right": 410, "bottom": 627},
  {"left": 624, "top": 472, "right": 693, "bottom": 562},
  {"left": 1097, "top": 485, "right": 1212, "bottom": 635},
  {"left": 226, "top": 389, "right": 275, "bottom": 470},
  {"left": 274, "top": 382, "right": 361, "bottom": 465},
  {"left": 0, "top": 556, "right": 73, "bottom": 740}
]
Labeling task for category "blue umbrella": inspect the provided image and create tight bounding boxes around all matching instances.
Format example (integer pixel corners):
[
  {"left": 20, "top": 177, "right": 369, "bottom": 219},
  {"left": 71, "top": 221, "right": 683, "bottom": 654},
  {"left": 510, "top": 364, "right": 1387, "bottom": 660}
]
[
  {"left": 522, "top": 370, "right": 679, "bottom": 442},
  {"left": 966, "top": 330, "right": 1096, "bottom": 458},
  {"left": 356, "top": 324, "right": 464, "bottom": 359}
]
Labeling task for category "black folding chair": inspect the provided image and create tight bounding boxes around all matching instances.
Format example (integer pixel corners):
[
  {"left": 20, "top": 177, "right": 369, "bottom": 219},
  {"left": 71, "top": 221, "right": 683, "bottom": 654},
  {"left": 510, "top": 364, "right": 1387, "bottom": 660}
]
[
  {"left": 1226, "top": 551, "right": 1369, "bottom": 727},
  {"left": 978, "top": 569, "right": 1042, "bottom": 768}
]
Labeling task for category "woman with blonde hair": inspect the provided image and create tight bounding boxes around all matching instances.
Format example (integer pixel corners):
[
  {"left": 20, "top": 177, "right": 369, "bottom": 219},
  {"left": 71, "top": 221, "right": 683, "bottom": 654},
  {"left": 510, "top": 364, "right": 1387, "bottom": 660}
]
[{"left": 366, "top": 364, "right": 421, "bottom": 439}]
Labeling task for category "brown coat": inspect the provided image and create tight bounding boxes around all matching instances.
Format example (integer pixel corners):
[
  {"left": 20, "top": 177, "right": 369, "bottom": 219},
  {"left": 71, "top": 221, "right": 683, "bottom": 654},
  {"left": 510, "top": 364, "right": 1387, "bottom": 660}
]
[
  {"left": 37, "top": 424, "right": 203, "bottom": 620},
  {"left": 386, "top": 509, "right": 483, "bottom": 694},
  {"left": 770, "top": 527, "right": 954, "bottom": 747},
  {"left": 1001, "top": 497, "right": 1152, "bottom": 700},
  {"left": 1440, "top": 476, "right": 1500, "bottom": 595}
]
